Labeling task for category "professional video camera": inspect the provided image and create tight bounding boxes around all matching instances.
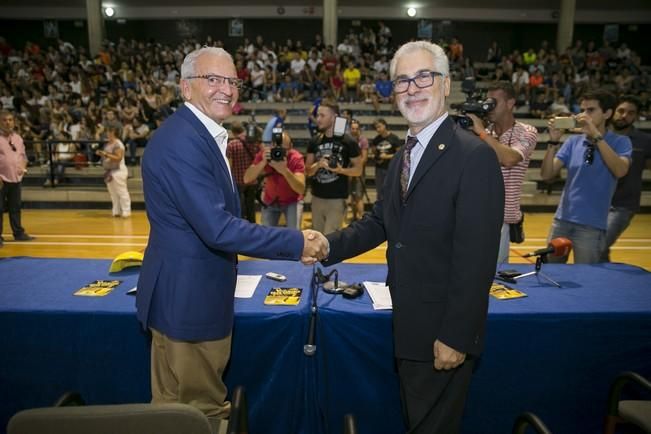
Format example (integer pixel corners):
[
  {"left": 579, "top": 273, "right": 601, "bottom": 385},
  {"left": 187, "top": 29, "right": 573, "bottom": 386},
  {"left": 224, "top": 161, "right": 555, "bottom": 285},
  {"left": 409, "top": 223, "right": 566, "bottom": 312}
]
[
  {"left": 449, "top": 78, "right": 496, "bottom": 129},
  {"left": 269, "top": 126, "right": 286, "bottom": 161}
]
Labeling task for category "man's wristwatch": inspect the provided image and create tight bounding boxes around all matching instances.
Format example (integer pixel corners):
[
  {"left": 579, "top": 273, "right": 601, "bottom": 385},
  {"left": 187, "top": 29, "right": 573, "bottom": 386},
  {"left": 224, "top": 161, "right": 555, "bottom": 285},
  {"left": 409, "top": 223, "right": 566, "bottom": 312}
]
[{"left": 591, "top": 134, "right": 604, "bottom": 143}]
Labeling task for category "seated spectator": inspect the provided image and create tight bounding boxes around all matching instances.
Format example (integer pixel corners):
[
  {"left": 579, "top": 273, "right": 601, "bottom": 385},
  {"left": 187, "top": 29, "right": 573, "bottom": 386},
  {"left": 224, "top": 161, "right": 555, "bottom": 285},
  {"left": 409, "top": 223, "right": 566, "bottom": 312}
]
[
  {"left": 122, "top": 117, "right": 150, "bottom": 166},
  {"left": 249, "top": 63, "right": 267, "bottom": 102},
  {"left": 275, "top": 74, "right": 303, "bottom": 102},
  {"left": 342, "top": 60, "right": 361, "bottom": 102},
  {"left": 329, "top": 65, "right": 344, "bottom": 101},
  {"left": 360, "top": 75, "right": 375, "bottom": 104},
  {"left": 512, "top": 65, "right": 530, "bottom": 103},
  {"left": 547, "top": 96, "right": 571, "bottom": 117},
  {"left": 372, "top": 70, "right": 393, "bottom": 113},
  {"left": 44, "top": 131, "right": 76, "bottom": 186}
]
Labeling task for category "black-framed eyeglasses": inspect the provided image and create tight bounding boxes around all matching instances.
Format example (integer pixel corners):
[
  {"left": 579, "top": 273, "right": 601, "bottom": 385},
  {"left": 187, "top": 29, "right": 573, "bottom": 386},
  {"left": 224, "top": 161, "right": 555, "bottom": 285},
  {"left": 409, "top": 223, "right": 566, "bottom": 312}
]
[
  {"left": 392, "top": 70, "right": 445, "bottom": 94},
  {"left": 184, "top": 74, "right": 243, "bottom": 89},
  {"left": 584, "top": 143, "right": 595, "bottom": 165}
]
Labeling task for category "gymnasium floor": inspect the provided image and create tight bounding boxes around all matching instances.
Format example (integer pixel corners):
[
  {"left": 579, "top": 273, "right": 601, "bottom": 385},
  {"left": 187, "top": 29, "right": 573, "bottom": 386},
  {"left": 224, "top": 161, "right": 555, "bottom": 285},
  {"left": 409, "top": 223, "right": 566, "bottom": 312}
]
[{"left": 2, "top": 210, "right": 650, "bottom": 271}]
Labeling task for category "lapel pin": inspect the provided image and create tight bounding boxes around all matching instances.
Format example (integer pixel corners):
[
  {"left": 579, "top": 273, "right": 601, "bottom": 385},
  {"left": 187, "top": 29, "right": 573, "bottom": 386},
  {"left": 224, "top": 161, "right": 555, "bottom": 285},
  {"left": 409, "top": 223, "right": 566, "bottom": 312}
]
[{"left": 438, "top": 144, "right": 446, "bottom": 150}]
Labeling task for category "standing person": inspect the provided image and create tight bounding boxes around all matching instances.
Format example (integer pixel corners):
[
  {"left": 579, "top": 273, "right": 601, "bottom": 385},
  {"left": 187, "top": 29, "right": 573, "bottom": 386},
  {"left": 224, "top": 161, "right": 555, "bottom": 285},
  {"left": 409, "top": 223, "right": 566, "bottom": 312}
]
[
  {"left": 135, "top": 47, "right": 328, "bottom": 433},
  {"left": 467, "top": 81, "right": 538, "bottom": 263},
  {"left": 349, "top": 119, "right": 369, "bottom": 221},
  {"left": 541, "top": 90, "right": 632, "bottom": 264},
  {"left": 243, "top": 131, "right": 305, "bottom": 229},
  {"left": 322, "top": 41, "right": 503, "bottom": 434},
  {"left": 370, "top": 118, "right": 402, "bottom": 201},
  {"left": 96, "top": 125, "right": 131, "bottom": 218},
  {"left": 305, "top": 100, "right": 362, "bottom": 234},
  {"left": 601, "top": 96, "right": 651, "bottom": 261},
  {"left": 226, "top": 121, "right": 259, "bottom": 223},
  {"left": 262, "top": 108, "right": 286, "bottom": 143},
  {"left": 0, "top": 110, "right": 35, "bottom": 245}
]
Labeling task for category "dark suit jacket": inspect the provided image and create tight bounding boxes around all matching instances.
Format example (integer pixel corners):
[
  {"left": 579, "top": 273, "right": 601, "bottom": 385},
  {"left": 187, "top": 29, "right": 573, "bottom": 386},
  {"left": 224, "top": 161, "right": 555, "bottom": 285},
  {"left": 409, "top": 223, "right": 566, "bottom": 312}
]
[
  {"left": 136, "top": 104, "right": 303, "bottom": 342},
  {"left": 324, "top": 117, "right": 504, "bottom": 361}
]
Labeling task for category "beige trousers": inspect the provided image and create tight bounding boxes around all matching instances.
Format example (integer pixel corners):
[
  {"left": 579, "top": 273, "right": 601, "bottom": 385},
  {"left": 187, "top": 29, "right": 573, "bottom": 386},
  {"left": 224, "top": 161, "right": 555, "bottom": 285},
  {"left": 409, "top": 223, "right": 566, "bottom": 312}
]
[
  {"left": 310, "top": 196, "right": 347, "bottom": 234},
  {"left": 150, "top": 328, "right": 232, "bottom": 420}
]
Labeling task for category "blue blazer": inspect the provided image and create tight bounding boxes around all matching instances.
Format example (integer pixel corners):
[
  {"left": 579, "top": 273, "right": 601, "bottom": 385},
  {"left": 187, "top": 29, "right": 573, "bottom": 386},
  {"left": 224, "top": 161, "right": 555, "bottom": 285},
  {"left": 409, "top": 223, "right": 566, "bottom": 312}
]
[
  {"left": 136, "top": 104, "right": 303, "bottom": 341},
  {"left": 324, "top": 117, "right": 504, "bottom": 360}
]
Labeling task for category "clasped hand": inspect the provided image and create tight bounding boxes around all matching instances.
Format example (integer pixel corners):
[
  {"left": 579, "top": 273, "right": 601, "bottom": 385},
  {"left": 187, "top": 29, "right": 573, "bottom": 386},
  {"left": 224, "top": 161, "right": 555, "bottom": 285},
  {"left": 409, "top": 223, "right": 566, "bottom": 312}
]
[
  {"left": 301, "top": 230, "right": 329, "bottom": 265},
  {"left": 433, "top": 339, "right": 466, "bottom": 371}
]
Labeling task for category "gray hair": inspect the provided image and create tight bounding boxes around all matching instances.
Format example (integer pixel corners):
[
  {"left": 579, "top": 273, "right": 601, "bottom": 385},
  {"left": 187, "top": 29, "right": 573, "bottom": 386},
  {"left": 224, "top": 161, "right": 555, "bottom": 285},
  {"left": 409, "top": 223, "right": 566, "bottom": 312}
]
[
  {"left": 180, "top": 47, "right": 234, "bottom": 79},
  {"left": 389, "top": 41, "right": 449, "bottom": 80}
]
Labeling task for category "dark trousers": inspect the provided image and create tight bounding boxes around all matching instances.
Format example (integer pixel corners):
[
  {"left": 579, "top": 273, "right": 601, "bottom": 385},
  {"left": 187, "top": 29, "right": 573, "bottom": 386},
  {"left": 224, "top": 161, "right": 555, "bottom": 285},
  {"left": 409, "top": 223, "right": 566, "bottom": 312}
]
[
  {"left": 1, "top": 181, "right": 26, "bottom": 238},
  {"left": 238, "top": 184, "right": 257, "bottom": 223},
  {"left": 398, "top": 357, "right": 476, "bottom": 434}
]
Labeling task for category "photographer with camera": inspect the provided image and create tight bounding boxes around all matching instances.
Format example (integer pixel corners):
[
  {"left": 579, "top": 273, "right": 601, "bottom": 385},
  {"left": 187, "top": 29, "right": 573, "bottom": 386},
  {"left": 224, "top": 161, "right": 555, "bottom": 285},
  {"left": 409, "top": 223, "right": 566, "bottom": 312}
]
[
  {"left": 541, "top": 90, "right": 632, "bottom": 263},
  {"left": 243, "top": 129, "right": 306, "bottom": 229},
  {"left": 306, "top": 100, "right": 362, "bottom": 234},
  {"left": 467, "top": 81, "right": 537, "bottom": 263}
]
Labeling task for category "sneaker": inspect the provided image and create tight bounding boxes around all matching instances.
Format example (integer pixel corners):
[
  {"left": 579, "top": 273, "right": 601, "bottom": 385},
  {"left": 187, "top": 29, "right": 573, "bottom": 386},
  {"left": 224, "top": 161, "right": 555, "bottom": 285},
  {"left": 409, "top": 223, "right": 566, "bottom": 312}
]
[{"left": 14, "top": 234, "right": 35, "bottom": 241}]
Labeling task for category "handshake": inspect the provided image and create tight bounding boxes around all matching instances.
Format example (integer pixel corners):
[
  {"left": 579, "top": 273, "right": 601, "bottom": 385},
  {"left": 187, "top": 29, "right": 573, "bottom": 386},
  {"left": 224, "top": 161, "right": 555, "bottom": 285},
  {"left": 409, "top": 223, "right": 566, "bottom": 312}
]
[{"left": 301, "top": 230, "right": 329, "bottom": 265}]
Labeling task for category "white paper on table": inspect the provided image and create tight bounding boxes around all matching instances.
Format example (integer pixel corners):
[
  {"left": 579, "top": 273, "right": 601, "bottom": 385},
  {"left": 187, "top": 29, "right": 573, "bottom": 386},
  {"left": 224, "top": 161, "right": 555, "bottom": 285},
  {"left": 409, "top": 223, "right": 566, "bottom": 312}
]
[
  {"left": 363, "top": 281, "right": 393, "bottom": 310},
  {"left": 235, "top": 275, "right": 262, "bottom": 298}
]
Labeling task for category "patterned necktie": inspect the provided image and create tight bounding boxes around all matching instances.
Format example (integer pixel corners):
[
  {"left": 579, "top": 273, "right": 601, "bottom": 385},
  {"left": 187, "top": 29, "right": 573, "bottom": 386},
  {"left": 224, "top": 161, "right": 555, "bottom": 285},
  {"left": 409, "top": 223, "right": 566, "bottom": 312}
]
[{"left": 400, "top": 135, "right": 418, "bottom": 202}]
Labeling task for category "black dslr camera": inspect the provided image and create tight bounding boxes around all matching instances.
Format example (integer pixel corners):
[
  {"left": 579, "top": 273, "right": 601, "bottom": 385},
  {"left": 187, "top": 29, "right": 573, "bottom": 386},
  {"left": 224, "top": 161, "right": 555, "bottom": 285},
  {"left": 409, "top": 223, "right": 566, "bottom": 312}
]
[
  {"left": 269, "top": 126, "right": 286, "bottom": 161},
  {"left": 450, "top": 78, "right": 496, "bottom": 129},
  {"left": 328, "top": 150, "right": 344, "bottom": 169}
]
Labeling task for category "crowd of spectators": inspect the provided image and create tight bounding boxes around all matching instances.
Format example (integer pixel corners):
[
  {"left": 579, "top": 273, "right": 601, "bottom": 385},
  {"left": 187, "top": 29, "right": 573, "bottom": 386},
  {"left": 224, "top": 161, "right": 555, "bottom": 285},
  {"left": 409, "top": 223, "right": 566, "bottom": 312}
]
[
  {"left": 471, "top": 39, "right": 650, "bottom": 119},
  {"left": 0, "top": 27, "right": 649, "bottom": 173}
]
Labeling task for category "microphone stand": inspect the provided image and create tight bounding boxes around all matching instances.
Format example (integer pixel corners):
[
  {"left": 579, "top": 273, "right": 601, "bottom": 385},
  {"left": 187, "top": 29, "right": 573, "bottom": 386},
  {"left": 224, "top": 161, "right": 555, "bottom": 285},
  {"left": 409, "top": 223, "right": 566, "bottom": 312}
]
[
  {"left": 303, "top": 265, "right": 319, "bottom": 356},
  {"left": 513, "top": 255, "right": 562, "bottom": 288}
]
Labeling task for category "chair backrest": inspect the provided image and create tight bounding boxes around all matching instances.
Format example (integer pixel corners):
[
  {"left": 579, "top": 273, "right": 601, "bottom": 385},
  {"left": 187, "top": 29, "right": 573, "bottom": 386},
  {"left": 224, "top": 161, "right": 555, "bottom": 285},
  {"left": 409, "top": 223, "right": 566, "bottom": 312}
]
[
  {"left": 7, "top": 403, "right": 213, "bottom": 434},
  {"left": 512, "top": 411, "right": 553, "bottom": 434}
]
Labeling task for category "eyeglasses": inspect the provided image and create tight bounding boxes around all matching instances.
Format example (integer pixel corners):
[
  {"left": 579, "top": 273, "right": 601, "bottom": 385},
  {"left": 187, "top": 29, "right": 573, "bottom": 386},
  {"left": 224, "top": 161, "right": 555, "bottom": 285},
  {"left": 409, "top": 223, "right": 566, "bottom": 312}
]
[
  {"left": 584, "top": 143, "right": 595, "bottom": 165},
  {"left": 185, "top": 74, "right": 243, "bottom": 89},
  {"left": 392, "top": 70, "right": 445, "bottom": 94}
]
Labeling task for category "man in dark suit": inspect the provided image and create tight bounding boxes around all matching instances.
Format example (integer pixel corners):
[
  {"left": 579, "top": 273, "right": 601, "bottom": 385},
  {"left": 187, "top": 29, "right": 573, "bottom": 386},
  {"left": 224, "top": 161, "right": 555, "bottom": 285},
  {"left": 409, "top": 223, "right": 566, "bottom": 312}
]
[
  {"left": 136, "top": 47, "right": 328, "bottom": 433},
  {"left": 323, "top": 41, "right": 504, "bottom": 433}
]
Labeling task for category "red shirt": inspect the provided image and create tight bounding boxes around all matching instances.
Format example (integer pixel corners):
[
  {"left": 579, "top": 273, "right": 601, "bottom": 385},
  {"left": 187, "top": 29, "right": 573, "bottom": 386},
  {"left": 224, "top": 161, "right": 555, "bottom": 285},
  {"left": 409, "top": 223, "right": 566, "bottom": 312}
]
[{"left": 252, "top": 148, "right": 305, "bottom": 206}]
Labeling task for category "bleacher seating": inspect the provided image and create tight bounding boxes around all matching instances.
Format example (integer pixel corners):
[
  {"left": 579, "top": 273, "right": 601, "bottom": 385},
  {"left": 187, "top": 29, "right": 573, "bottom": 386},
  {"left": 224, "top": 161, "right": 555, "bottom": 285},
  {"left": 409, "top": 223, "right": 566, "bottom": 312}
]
[{"left": 21, "top": 86, "right": 651, "bottom": 211}]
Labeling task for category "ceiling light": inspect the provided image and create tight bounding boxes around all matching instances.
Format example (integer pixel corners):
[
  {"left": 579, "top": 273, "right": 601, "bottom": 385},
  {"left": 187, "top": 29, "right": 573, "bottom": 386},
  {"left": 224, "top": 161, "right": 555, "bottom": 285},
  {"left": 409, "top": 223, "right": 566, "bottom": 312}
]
[
  {"left": 407, "top": 7, "right": 417, "bottom": 17},
  {"left": 104, "top": 7, "right": 115, "bottom": 17}
]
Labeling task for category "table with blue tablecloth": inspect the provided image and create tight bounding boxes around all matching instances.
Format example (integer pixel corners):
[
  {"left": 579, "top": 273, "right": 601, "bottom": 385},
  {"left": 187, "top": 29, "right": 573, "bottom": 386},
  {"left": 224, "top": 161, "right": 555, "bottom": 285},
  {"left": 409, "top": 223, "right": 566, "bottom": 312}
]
[{"left": 1, "top": 257, "right": 650, "bottom": 434}]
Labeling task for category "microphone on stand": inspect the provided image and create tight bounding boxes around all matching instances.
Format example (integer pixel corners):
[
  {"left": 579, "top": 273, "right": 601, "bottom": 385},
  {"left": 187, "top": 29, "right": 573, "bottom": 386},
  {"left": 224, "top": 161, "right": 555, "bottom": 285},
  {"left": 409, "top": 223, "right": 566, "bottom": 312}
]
[
  {"left": 523, "top": 237, "right": 572, "bottom": 258},
  {"left": 304, "top": 265, "right": 320, "bottom": 356},
  {"left": 304, "top": 305, "right": 317, "bottom": 356}
]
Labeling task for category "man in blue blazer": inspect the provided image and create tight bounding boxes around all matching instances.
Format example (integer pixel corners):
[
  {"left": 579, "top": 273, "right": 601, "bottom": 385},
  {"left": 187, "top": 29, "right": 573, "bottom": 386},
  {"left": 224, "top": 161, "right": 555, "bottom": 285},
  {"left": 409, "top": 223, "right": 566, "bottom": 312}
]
[
  {"left": 136, "top": 47, "right": 328, "bottom": 432},
  {"left": 322, "top": 41, "right": 504, "bottom": 433}
]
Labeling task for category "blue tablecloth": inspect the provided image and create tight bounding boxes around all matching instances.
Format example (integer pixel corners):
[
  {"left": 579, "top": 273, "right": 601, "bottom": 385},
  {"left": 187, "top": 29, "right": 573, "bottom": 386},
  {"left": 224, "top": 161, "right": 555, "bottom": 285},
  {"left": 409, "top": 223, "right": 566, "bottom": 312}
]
[
  {"left": 315, "top": 262, "right": 651, "bottom": 434},
  {"left": 1, "top": 257, "right": 650, "bottom": 434},
  {"left": 0, "top": 257, "right": 313, "bottom": 434}
]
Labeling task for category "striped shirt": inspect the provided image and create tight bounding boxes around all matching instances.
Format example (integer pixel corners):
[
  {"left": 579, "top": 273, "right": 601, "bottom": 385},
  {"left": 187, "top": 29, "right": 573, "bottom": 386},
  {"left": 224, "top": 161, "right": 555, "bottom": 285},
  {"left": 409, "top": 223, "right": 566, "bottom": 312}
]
[{"left": 490, "top": 121, "right": 537, "bottom": 223}]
